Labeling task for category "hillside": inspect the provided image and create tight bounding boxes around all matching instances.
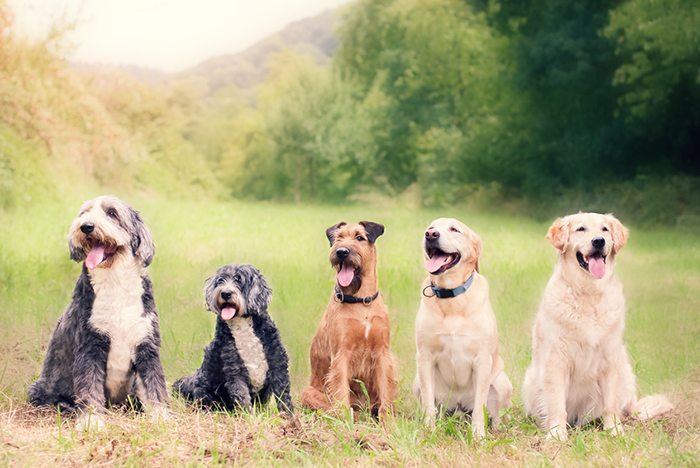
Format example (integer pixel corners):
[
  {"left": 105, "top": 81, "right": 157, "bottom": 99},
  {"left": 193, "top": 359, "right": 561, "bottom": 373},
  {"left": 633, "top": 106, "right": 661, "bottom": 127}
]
[{"left": 178, "top": 9, "right": 339, "bottom": 96}]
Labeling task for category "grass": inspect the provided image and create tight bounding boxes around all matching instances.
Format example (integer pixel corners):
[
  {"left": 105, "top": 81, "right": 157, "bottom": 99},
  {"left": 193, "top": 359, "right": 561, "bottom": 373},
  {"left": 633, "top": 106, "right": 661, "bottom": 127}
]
[{"left": 0, "top": 195, "right": 698, "bottom": 465}]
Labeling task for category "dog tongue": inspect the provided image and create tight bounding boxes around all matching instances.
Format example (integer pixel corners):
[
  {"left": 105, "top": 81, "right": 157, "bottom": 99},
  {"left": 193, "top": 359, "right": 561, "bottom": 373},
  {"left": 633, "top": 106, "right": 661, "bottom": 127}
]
[
  {"left": 424, "top": 254, "right": 451, "bottom": 274},
  {"left": 337, "top": 264, "right": 354, "bottom": 287},
  {"left": 85, "top": 245, "right": 105, "bottom": 270},
  {"left": 221, "top": 307, "right": 236, "bottom": 320},
  {"left": 588, "top": 256, "right": 606, "bottom": 279}
]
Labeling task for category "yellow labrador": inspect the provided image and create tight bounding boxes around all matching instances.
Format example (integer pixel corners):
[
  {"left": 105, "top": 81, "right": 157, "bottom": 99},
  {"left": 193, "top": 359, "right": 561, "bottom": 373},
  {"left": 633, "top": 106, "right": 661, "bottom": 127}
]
[
  {"left": 413, "top": 218, "right": 512, "bottom": 438},
  {"left": 523, "top": 212, "right": 673, "bottom": 440}
]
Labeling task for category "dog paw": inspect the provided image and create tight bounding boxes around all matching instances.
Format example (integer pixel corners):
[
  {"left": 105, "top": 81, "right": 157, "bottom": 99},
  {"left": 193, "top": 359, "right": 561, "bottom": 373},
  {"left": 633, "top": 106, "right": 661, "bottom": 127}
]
[
  {"left": 422, "top": 407, "right": 437, "bottom": 428},
  {"left": 472, "top": 424, "right": 486, "bottom": 441},
  {"left": 75, "top": 412, "right": 105, "bottom": 432},
  {"left": 148, "top": 406, "right": 170, "bottom": 424},
  {"left": 546, "top": 425, "right": 568, "bottom": 441},
  {"left": 605, "top": 421, "right": 624, "bottom": 437}
]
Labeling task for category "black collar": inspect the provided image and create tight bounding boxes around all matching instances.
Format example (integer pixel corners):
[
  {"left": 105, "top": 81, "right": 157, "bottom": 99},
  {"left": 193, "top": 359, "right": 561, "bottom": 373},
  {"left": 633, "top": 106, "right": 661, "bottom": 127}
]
[
  {"left": 334, "top": 286, "right": 379, "bottom": 305},
  {"left": 424, "top": 272, "right": 475, "bottom": 299}
]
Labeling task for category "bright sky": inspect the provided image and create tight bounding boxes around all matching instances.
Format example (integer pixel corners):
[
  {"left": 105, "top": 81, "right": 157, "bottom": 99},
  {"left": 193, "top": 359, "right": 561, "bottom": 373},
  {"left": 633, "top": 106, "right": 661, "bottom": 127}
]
[{"left": 9, "top": 0, "right": 348, "bottom": 72}]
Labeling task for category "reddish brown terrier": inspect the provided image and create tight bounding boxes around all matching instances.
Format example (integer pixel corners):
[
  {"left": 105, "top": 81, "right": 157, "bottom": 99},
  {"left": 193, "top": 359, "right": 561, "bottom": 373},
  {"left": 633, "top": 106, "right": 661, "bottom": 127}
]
[{"left": 301, "top": 221, "right": 398, "bottom": 421}]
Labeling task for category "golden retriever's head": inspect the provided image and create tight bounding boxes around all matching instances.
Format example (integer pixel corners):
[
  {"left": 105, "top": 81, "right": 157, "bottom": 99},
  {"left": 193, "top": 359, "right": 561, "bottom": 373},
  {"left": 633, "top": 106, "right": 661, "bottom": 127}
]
[
  {"left": 547, "top": 212, "right": 628, "bottom": 279},
  {"left": 423, "top": 218, "right": 481, "bottom": 279}
]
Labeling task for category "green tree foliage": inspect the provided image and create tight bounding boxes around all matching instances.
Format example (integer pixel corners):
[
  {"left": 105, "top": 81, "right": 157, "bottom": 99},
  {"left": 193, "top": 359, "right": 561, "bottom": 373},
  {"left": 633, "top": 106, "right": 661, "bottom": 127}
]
[
  {"left": 0, "top": 0, "right": 220, "bottom": 207},
  {"left": 238, "top": 51, "right": 378, "bottom": 202},
  {"left": 605, "top": 0, "right": 700, "bottom": 175}
]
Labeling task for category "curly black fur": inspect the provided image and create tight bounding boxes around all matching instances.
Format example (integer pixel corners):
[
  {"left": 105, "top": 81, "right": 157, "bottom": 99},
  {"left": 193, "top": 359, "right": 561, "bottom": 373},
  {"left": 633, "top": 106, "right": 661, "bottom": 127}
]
[{"left": 173, "top": 264, "right": 293, "bottom": 413}]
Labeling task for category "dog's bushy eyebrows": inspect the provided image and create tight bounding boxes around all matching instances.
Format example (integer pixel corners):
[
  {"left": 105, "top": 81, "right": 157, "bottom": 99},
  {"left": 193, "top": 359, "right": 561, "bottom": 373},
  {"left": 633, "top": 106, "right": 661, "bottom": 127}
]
[{"left": 204, "top": 264, "right": 272, "bottom": 313}]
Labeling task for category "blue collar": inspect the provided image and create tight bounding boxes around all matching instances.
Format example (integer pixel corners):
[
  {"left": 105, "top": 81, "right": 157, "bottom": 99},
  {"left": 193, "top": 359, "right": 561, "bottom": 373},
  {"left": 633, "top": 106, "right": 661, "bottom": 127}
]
[{"left": 424, "top": 272, "right": 475, "bottom": 299}]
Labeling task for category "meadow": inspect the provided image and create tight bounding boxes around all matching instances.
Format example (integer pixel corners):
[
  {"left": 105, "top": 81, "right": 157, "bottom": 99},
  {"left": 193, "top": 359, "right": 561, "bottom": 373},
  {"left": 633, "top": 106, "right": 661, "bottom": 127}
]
[{"left": 0, "top": 196, "right": 698, "bottom": 465}]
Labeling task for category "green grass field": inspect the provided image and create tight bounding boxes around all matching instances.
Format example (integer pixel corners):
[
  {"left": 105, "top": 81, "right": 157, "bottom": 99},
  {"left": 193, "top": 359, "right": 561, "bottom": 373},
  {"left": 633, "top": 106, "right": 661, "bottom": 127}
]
[{"left": 1, "top": 196, "right": 698, "bottom": 465}]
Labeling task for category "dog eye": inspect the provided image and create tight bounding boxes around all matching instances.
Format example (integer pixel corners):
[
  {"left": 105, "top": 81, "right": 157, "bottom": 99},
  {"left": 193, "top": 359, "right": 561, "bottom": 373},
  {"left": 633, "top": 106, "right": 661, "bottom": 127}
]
[
  {"left": 576, "top": 226, "right": 586, "bottom": 232},
  {"left": 449, "top": 227, "right": 461, "bottom": 233},
  {"left": 233, "top": 274, "right": 242, "bottom": 283},
  {"left": 215, "top": 278, "right": 225, "bottom": 287},
  {"left": 602, "top": 226, "right": 609, "bottom": 232},
  {"left": 356, "top": 235, "right": 366, "bottom": 241},
  {"left": 106, "top": 208, "right": 118, "bottom": 219}
]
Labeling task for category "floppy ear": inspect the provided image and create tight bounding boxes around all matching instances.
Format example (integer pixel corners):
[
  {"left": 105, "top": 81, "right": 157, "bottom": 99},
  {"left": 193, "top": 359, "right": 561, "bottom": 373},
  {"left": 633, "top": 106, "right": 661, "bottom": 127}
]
[
  {"left": 203, "top": 276, "right": 215, "bottom": 311},
  {"left": 546, "top": 217, "right": 570, "bottom": 253},
  {"left": 129, "top": 208, "right": 155, "bottom": 267},
  {"left": 470, "top": 230, "right": 482, "bottom": 273},
  {"left": 359, "top": 221, "right": 385, "bottom": 243},
  {"left": 247, "top": 267, "right": 272, "bottom": 313},
  {"left": 606, "top": 214, "right": 629, "bottom": 254},
  {"left": 325, "top": 222, "right": 347, "bottom": 246},
  {"left": 68, "top": 239, "right": 85, "bottom": 262}
]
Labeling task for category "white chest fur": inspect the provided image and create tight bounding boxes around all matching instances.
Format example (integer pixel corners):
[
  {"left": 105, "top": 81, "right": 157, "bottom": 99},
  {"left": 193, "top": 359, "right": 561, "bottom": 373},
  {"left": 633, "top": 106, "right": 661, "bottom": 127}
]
[
  {"left": 89, "top": 259, "right": 151, "bottom": 401},
  {"left": 227, "top": 317, "right": 269, "bottom": 392}
]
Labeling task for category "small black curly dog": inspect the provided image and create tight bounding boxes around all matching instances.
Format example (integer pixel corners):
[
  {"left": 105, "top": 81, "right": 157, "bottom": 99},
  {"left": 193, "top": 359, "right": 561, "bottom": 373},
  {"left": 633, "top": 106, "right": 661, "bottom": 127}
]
[{"left": 173, "top": 264, "right": 293, "bottom": 413}]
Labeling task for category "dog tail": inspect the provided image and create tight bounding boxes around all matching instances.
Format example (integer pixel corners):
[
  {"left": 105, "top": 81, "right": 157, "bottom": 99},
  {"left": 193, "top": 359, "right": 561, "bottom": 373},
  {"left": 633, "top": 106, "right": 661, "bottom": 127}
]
[{"left": 629, "top": 394, "right": 674, "bottom": 420}]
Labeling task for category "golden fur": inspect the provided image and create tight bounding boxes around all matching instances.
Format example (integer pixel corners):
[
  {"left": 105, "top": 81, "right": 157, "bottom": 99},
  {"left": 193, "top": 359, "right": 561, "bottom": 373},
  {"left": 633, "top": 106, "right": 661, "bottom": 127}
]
[
  {"left": 413, "top": 218, "right": 512, "bottom": 438},
  {"left": 300, "top": 222, "right": 397, "bottom": 420},
  {"left": 523, "top": 212, "right": 673, "bottom": 440}
]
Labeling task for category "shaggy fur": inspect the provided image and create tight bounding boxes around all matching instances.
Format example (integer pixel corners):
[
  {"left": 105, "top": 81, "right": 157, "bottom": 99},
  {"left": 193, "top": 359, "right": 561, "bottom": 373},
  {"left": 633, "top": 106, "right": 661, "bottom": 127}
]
[
  {"left": 413, "top": 218, "right": 512, "bottom": 438},
  {"left": 173, "top": 264, "right": 293, "bottom": 413},
  {"left": 300, "top": 221, "right": 397, "bottom": 421},
  {"left": 28, "top": 196, "right": 168, "bottom": 430},
  {"left": 523, "top": 212, "right": 673, "bottom": 440}
]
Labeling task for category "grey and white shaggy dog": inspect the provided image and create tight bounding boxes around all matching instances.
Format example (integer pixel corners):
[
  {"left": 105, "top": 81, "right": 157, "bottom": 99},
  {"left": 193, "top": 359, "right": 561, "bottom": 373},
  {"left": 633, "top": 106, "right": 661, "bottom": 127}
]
[
  {"left": 28, "top": 195, "right": 168, "bottom": 430},
  {"left": 173, "top": 264, "right": 293, "bottom": 413}
]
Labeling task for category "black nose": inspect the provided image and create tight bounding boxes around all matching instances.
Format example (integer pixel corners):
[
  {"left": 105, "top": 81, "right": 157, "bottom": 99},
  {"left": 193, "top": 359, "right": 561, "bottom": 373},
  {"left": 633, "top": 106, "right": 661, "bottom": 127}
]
[
  {"left": 80, "top": 223, "right": 94, "bottom": 234},
  {"left": 336, "top": 247, "right": 350, "bottom": 259},
  {"left": 425, "top": 228, "right": 440, "bottom": 240},
  {"left": 592, "top": 237, "right": 605, "bottom": 249},
  {"left": 221, "top": 291, "right": 232, "bottom": 301}
]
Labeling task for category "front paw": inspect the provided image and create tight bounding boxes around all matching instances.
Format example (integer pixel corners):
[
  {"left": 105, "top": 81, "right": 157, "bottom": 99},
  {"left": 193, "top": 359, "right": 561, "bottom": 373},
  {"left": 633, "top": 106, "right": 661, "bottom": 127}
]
[
  {"left": 422, "top": 406, "right": 437, "bottom": 428},
  {"left": 472, "top": 420, "right": 487, "bottom": 440},
  {"left": 148, "top": 405, "right": 170, "bottom": 423},
  {"left": 604, "top": 418, "right": 624, "bottom": 437},
  {"left": 546, "top": 425, "right": 568, "bottom": 441},
  {"left": 75, "top": 412, "right": 105, "bottom": 432}
]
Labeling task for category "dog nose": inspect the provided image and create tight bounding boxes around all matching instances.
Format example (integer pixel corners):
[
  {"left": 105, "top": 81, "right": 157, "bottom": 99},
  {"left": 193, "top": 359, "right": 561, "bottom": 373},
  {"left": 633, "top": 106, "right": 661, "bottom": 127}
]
[
  {"left": 425, "top": 228, "right": 440, "bottom": 240},
  {"left": 221, "top": 291, "right": 232, "bottom": 301},
  {"left": 336, "top": 247, "right": 350, "bottom": 259},
  {"left": 592, "top": 237, "right": 605, "bottom": 249},
  {"left": 80, "top": 223, "right": 94, "bottom": 234}
]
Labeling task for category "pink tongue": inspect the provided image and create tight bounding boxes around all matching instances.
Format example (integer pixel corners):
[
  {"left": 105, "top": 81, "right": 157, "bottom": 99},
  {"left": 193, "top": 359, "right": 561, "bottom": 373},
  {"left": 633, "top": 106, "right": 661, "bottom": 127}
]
[
  {"left": 337, "top": 264, "right": 354, "bottom": 287},
  {"left": 85, "top": 245, "right": 105, "bottom": 270},
  {"left": 588, "top": 256, "right": 606, "bottom": 279},
  {"left": 424, "top": 254, "right": 451, "bottom": 274},
  {"left": 221, "top": 307, "right": 236, "bottom": 320}
]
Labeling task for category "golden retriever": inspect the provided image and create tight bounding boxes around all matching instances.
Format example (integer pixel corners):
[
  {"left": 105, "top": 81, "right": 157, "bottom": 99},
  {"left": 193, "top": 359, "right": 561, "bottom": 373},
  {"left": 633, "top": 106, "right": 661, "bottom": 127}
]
[
  {"left": 413, "top": 218, "right": 512, "bottom": 438},
  {"left": 523, "top": 212, "right": 673, "bottom": 440}
]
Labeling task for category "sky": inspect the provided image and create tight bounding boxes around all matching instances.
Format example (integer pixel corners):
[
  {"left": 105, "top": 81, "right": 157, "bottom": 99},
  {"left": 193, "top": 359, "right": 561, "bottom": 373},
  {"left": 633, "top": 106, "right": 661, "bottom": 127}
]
[{"left": 9, "top": 0, "right": 349, "bottom": 72}]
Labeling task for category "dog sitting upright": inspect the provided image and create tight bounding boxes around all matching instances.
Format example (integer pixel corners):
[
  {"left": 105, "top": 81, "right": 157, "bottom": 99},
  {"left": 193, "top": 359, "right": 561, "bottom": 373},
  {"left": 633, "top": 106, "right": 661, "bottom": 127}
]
[
  {"left": 523, "top": 213, "right": 673, "bottom": 440},
  {"left": 300, "top": 221, "right": 397, "bottom": 420},
  {"left": 413, "top": 218, "right": 512, "bottom": 438},
  {"left": 29, "top": 195, "right": 168, "bottom": 430},
  {"left": 173, "top": 264, "right": 293, "bottom": 413}
]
